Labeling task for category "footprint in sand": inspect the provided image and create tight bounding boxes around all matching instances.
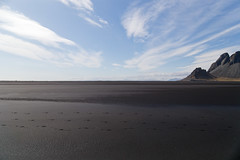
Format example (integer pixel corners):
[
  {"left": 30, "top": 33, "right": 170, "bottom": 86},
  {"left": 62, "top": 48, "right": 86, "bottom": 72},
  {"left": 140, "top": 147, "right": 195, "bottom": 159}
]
[
  {"left": 218, "top": 128, "right": 229, "bottom": 131},
  {"left": 165, "top": 114, "right": 170, "bottom": 117},
  {"left": 101, "top": 128, "right": 112, "bottom": 132},
  {"left": 78, "top": 127, "right": 90, "bottom": 130},
  {"left": 57, "top": 128, "right": 71, "bottom": 131},
  {"left": 16, "top": 125, "right": 24, "bottom": 128},
  {"left": 102, "top": 121, "right": 108, "bottom": 124},
  {"left": 124, "top": 127, "right": 134, "bottom": 130}
]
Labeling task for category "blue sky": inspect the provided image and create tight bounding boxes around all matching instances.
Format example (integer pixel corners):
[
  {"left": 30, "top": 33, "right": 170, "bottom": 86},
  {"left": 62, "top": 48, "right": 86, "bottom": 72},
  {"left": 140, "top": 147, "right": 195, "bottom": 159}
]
[{"left": 0, "top": 0, "right": 240, "bottom": 80}]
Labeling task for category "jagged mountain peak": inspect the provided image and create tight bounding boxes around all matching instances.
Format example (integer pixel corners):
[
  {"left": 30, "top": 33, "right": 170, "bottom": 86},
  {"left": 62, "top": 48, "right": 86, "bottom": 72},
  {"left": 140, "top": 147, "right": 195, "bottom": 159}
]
[
  {"left": 209, "top": 51, "right": 240, "bottom": 78},
  {"left": 229, "top": 51, "right": 240, "bottom": 65},
  {"left": 208, "top": 53, "right": 230, "bottom": 72},
  {"left": 182, "top": 67, "right": 215, "bottom": 81},
  {"left": 183, "top": 51, "right": 240, "bottom": 81}
]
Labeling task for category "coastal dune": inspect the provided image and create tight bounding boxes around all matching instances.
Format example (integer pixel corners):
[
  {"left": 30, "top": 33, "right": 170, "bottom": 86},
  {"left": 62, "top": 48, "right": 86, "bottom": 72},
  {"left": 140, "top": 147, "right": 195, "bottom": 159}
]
[{"left": 0, "top": 81, "right": 240, "bottom": 160}]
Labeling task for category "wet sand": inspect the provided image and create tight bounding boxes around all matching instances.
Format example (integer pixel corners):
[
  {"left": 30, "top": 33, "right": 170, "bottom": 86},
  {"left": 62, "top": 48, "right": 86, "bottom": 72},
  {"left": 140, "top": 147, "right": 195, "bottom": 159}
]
[{"left": 0, "top": 81, "right": 240, "bottom": 160}]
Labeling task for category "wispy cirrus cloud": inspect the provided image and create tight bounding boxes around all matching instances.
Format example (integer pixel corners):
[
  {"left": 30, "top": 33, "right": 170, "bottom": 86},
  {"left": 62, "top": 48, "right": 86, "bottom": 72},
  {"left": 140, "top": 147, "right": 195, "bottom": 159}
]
[
  {"left": 59, "top": 0, "right": 93, "bottom": 12},
  {"left": 58, "top": 0, "right": 108, "bottom": 28},
  {"left": 124, "top": 24, "right": 240, "bottom": 71},
  {"left": 0, "top": 6, "right": 102, "bottom": 68},
  {"left": 121, "top": 0, "right": 240, "bottom": 72},
  {"left": 121, "top": 1, "right": 168, "bottom": 39},
  {"left": 0, "top": 33, "right": 55, "bottom": 61},
  {"left": 78, "top": 14, "right": 104, "bottom": 28},
  {"left": 0, "top": 6, "right": 75, "bottom": 47}
]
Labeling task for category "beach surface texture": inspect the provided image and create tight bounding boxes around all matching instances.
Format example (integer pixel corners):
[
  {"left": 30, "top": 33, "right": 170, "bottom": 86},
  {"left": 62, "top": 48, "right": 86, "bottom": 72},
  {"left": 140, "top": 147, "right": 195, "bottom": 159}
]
[{"left": 0, "top": 81, "right": 240, "bottom": 160}]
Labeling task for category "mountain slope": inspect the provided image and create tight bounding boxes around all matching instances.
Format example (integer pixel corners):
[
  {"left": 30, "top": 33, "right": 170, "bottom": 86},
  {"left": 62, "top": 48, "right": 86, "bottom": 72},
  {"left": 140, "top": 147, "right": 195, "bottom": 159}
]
[
  {"left": 182, "top": 51, "right": 240, "bottom": 81},
  {"left": 182, "top": 68, "right": 215, "bottom": 81},
  {"left": 208, "top": 51, "right": 240, "bottom": 78}
]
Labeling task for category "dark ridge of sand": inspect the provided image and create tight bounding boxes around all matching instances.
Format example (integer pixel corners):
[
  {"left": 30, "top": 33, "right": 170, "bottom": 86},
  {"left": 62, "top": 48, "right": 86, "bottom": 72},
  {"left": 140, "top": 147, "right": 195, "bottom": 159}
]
[
  {"left": 0, "top": 82, "right": 240, "bottom": 160},
  {"left": 0, "top": 81, "right": 240, "bottom": 106}
]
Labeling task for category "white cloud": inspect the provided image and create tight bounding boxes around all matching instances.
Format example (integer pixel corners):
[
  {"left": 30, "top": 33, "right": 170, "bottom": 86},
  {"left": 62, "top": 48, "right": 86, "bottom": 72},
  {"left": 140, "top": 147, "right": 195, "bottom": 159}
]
[
  {"left": 0, "top": 6, "right": 75, "bottom": 47},
  {"left": 80, "top": 15, "right": 109, "bottom": 28},
  {"left": 0, "top": 33, "right": 55, "bottom": 60},
  {"left": 112, "top": 63, "right": 121, "bottom": 67},
  {"left": 122, "top": 0, "right": 240, "bottom": 71},
  {"left": 121, "top": 1, "right": 168, "bottom": 38},
  {"left": 98, "top": 18, "right": 108, "bottom": 25},
  {"left": 0, "top": 6, "right": 102, "bottom": 68},
  {"left": 123, "top": 23, "right": 240, "bottom": 71},
  {"left": 58, "top": 0, "right": 108, "bottom": 28},
  {"left": 80, "top": 15, "right": 102, "bottom": 28},
  {"left": 59, "top": 0, "right": 93, "bottom": 12},
  {"left": 0, "top": 32, "right": 102, "bottom": 68},
  {"left": 68, "top": 50, "right": 102, "bottom": 68},
  {"left": 185, "top": 46, "right": 206, "bottom": 57}
]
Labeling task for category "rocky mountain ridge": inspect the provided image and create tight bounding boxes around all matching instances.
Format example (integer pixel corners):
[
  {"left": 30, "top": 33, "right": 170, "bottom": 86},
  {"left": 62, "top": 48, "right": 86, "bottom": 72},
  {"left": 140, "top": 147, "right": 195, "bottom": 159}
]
[
  {"left": 182, "top": 68, "right": 215, "bottom": 81},
  {"left": 183, "top": 51, "right": 240, "bottom": 81}
]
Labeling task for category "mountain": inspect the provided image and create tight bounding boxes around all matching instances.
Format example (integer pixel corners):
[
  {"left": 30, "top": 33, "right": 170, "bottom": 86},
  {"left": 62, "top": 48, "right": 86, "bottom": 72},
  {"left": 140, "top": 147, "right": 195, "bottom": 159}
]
[
  {"left": 208, "top": 51, "right": 240, "bottom": 78},
  {"left": 182, "top": 51, "right": 240, "bottom": 81},
  {"left": 182, "top": 67, "right": 215, "bottom": 81}
]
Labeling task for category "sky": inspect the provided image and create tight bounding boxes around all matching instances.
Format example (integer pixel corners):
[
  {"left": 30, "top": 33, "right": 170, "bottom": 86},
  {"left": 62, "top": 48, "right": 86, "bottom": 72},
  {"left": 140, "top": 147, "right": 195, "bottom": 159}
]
[{"left": 0, "top": 0, "right": 240, "bottom": 80}]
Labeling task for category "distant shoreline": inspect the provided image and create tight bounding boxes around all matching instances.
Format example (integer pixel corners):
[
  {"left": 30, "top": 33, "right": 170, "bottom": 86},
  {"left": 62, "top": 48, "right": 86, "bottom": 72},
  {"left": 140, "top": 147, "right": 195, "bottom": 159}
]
[{"left": 0, "top": 80, "right": 240, "bottom": 85}]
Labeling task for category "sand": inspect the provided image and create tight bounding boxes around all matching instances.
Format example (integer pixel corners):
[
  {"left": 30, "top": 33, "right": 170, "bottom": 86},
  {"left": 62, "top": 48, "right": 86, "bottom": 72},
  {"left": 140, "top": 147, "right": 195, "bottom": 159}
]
[{"left": 0, "top": 81, "right": 240, "bottom": 160}]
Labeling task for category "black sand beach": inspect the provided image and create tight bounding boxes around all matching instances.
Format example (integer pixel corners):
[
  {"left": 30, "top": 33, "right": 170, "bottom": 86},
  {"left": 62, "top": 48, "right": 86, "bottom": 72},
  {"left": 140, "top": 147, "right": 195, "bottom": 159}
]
[{"left": 0, "top": 81, "right": 240, "bottom": 160}]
